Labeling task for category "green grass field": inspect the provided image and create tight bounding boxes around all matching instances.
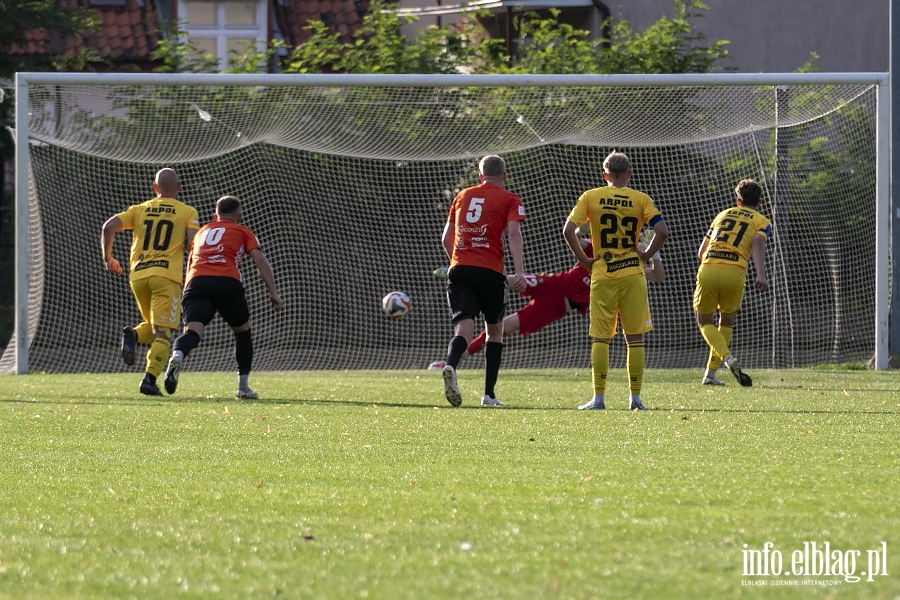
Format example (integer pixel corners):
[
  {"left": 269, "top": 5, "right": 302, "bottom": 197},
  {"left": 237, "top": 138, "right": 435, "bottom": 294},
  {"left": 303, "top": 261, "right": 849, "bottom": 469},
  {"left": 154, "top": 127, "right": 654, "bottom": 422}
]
[{"left": 0, "top": 368, "right": 898, "bottom": 599}]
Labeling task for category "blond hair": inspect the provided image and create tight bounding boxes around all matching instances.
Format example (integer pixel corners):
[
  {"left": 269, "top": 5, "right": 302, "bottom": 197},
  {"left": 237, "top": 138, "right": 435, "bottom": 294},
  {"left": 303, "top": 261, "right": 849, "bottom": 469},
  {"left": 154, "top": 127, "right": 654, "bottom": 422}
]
[
  {"left": 479, "top": 155, "right": 506, "bottom": 177},
  {"left": 603, "top": 152, "right": 631, "bottom": 176}
]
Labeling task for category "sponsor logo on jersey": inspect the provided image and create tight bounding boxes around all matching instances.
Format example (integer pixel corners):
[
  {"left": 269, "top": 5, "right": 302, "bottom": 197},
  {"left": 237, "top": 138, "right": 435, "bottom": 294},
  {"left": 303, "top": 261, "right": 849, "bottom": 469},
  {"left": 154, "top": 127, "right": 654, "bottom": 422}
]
[
  {"left": 134, "top": 260, "right": 170, "bottom": 271},
  {"left": 458, "top": 224, "right": 489, "bottom": 235},
  {"left": 707, "top": 250, "right": 740, "bottom": 262},
  {"left": 597, "top": 197, "right": 634, "bottom": 208},
  {"left": 145, "top": 206, "right": 177, "bottom": 215},
  {"left": 607, "top": 257, "right": 641, "bottom": 273}
]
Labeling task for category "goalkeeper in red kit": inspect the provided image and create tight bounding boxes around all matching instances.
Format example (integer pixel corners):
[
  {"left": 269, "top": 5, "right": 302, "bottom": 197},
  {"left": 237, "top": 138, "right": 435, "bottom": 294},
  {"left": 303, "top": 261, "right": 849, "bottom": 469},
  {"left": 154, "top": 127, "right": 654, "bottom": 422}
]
[{"left": 430, "top": 227, "right": 663, "bottom": 362}]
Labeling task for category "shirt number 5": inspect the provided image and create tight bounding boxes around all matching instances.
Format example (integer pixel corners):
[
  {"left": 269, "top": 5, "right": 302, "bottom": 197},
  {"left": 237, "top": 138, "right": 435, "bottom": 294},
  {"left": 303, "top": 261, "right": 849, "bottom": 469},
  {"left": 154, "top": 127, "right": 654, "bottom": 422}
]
[{"left": 466, "top": 198, "right": 485, "bottom": 223}]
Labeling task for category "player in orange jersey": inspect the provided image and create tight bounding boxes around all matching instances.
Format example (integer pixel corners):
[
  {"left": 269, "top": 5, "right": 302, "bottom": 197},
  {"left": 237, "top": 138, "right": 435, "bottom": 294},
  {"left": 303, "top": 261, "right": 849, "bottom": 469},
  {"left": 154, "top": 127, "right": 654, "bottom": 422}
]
[
  {"left": 439, "top": 155, "right": 527, "bottom": 407},
  {"left": 163, "top": 196, "right": 282, "bottom": 399}
]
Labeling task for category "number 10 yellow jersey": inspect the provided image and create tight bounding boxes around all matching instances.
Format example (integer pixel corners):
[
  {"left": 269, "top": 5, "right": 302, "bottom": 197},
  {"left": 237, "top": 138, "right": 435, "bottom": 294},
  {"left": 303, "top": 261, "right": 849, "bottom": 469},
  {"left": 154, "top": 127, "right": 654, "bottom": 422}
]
[{"left": 116, "top": 197, "right": 199, "bottom": 284}]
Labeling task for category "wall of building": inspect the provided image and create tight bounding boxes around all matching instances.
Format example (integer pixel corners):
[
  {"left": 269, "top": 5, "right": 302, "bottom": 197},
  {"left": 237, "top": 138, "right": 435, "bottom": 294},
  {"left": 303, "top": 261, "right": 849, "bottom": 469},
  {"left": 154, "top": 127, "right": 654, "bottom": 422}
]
[
  {"left": 605, "top": 0, "right": 888, "bottom": 73},
  {"left": 397, "top": 0, "right": 889, "bottom": 73}
]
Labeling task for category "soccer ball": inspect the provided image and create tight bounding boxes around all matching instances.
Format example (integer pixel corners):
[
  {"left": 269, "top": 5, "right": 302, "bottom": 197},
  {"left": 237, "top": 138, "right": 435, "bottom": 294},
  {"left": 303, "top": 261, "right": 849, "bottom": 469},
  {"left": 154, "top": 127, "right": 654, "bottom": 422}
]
[{"left": 382, "top": 291, "right": 411, "bottom": 319}]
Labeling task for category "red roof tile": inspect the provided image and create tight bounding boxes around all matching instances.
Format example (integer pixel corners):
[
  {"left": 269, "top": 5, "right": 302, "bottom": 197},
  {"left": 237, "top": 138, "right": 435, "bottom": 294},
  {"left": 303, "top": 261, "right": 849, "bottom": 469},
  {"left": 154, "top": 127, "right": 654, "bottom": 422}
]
[{"left": 13, "top": 0, "right": 371, "bottom": 70}]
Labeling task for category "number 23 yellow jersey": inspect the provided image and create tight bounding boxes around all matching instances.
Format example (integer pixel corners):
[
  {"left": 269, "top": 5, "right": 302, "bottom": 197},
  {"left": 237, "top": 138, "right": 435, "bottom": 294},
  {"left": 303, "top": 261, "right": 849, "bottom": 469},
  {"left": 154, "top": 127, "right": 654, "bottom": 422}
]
[{"left": 567, "top": 185, "right": 662, "bottom": 280}]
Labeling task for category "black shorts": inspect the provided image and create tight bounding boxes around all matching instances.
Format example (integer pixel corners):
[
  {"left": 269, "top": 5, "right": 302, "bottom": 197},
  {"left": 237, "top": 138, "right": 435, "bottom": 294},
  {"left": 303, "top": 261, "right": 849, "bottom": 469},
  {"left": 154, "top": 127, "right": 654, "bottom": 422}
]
[
  {"left": 446, "top": 265, "right": 507, "bottom": 325},
  {"left": 182, "top": 275, "right": 250, "bottom": 329}
]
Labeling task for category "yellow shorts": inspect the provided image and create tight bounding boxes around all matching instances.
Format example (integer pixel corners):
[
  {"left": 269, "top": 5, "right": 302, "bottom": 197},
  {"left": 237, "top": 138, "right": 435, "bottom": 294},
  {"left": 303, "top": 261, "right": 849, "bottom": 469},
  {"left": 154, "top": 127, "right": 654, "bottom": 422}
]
[
  {"left": 589, "top": 273, "right": 652, "bottom": 338},
  {"left": 692, "top": 263, "right": 747, "bottom": 314},
  {"left": 130, "top": 276, "right": 182, "bottom": 331}
]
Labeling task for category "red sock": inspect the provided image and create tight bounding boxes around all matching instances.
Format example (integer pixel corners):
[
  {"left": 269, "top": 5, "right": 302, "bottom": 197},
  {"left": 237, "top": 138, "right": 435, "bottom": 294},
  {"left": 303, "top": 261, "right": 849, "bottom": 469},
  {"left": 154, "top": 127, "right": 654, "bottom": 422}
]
[{"left": 467, "top": 331, "right": 487, "bottom": 355}]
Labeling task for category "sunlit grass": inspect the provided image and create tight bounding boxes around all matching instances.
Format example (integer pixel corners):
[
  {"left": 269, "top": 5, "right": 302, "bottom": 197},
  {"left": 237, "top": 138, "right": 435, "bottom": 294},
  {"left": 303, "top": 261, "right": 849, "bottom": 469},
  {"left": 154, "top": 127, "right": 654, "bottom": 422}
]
[{"left": 0, "top": 369, "right": 898, "bottom": 599}]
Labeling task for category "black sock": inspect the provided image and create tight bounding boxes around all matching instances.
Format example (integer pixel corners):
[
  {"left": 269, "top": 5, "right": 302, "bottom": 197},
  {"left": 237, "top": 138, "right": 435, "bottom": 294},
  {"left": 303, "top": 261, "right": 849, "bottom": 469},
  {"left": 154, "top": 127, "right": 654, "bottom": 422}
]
[
  {"left": 484, "top": 341, "right": 503, "bottom": 398},
  {"left": 173, "top": 329, "right": 201, "bottom": 359},
  {"left": 143, "top": 372, "right": 157, "bottom": 385},
  {"left": 234, "top": 329, "right": 253, "bottom": 375},
  {"left": 446, "top": 335, "right": 468, "bottom": 369}
]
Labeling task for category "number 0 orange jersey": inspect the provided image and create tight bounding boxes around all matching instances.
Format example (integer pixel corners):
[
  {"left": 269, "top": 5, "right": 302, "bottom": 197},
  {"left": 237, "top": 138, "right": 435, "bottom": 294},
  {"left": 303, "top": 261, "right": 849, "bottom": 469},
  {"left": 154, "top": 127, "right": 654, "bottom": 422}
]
[
  {"left": 447, "top": 182, "right": 525, "bottom": 274},
  {"left": 187, "top": 219, "right": 261, "bottom": 283},
  {"left": 115, "top": 197, "right": 199, "bottom": 284}
]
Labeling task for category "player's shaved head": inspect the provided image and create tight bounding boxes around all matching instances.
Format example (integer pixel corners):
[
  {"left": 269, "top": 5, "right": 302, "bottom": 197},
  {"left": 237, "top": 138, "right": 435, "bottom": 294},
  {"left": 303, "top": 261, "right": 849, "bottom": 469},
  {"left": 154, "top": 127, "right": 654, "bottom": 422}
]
[{"left": 154, "top": 168, "right": 181, "bottom": 196}]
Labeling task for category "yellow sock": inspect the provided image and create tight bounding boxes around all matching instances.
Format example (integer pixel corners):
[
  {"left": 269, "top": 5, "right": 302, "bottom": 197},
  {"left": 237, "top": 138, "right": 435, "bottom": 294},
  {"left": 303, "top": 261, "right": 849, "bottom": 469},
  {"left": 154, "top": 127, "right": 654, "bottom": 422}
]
[
  {"left": 591, "top": 339, "right": 610, "bottom": 396},
  {"left": 708, "top": 325, "right": 734, "bottom": 370},
  {"left": 700, "top": 323, "right": 731, "bottom": 364},
  {"left": 626, "top": 340, "right": 644, "bottom": 395},
  {"left": 145, "top": 337, "right": 170, "bottom": 378},
  {"left": 134, "top": 322, "right": 154, "bottom": 344}
]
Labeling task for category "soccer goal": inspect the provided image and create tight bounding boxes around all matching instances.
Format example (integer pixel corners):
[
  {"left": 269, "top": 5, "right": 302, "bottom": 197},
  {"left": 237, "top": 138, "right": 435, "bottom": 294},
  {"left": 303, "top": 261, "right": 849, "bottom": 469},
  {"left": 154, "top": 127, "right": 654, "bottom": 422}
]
[{"left": 6, "top": 72, "right": 890, "bottom": 375}]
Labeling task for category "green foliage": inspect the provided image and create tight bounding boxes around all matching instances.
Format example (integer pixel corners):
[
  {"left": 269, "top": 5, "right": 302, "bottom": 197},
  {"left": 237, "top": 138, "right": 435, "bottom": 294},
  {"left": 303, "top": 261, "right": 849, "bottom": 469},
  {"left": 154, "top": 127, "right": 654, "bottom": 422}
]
[
  {"left": 0, "top": 0, "right": 100, "bottom": 78},
  {"left": 0, "top": 369, "right": 898, "bottom": 597},
  {"left": 152, "top": 0, "right": 730, "bottom": 76}
]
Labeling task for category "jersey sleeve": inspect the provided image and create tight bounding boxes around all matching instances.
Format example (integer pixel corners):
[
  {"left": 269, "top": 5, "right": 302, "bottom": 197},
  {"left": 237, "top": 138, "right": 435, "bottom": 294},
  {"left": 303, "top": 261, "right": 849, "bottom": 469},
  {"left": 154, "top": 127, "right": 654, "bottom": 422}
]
[
  {"left": 507, "top": 194, "right": 525, "bottom": 222},
  {"left": 757, "top": 220, "right": 773, "bottom": 241},
  {"left": 115, "top": 205, "right": 138, "bottom": 230},
  {"left": 642, "top": 195, "right": 662, "bottom": 225},
  {"left": 567, "top": 193, "right": 589, "bottom": 225},
  {"left": 187, "top": 207, "right": 200, "bottom": 230},
  {"left": 244, "top": 227, "right": 262, "bottom": 252}
]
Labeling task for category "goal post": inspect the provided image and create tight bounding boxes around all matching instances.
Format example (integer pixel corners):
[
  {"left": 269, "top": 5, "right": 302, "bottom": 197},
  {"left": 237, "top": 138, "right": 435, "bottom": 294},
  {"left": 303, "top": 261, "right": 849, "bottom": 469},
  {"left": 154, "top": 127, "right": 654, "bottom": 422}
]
[{"left": 8, "top": 71, "right": 891, "bottom": 375}]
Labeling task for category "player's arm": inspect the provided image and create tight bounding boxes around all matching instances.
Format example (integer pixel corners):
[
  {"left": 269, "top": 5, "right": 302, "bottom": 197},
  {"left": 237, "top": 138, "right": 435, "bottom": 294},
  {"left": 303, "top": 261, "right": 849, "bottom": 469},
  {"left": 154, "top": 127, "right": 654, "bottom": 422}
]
[
  {"left": 506, "top": 220, "right": 527, "bottom": 292},
  {"left": 751, "top": 233, "right": 768, "bottom": 291},
  {"left": 248, "top": 248, "right": 283, "bottom": 311},
  {"left": 101, "top": 215, "right": 124, "bottom": 276},
  {"left": 635, "top": 218, "right": 667, "bottom": 263},
  {"left": 697, "top": 237, "right": 710, "bottom": 261},
  {"left": 185, "top": 226, "right": 198, "bottom": 252},
  {"left": 563, "top": 220, "right": 596, "bottom": 271},
  {"left": 441, "top": 221, "right": 454, "bottom": 261}
]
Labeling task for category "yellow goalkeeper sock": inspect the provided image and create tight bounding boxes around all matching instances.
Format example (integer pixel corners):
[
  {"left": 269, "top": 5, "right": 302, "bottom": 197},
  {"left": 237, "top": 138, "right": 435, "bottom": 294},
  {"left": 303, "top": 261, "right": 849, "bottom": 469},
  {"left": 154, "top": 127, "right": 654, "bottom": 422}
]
[
  {"left": 626, "top": 340, "right": 645, "bottom": 395},
  {"left": 700, "top": 323, "right": 731, "bottom": 365},
  {"left": 707, "top": 324, "right": 733, "bottom": 370},
  {"left": 591, "top": 339, "right": 610, "bottom": 396},
  {"left": 134, "top": 322, "right": 154, "bottom": 344},
  {"left": 145, "top": 337, "right": 170, "bottom": 378}
]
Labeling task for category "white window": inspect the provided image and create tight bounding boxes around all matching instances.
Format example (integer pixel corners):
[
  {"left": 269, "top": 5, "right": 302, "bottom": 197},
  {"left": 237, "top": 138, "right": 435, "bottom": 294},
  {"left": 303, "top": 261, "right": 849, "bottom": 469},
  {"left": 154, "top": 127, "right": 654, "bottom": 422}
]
[{"left": 178, "top": 0, "right": 267, "bottom": 70}]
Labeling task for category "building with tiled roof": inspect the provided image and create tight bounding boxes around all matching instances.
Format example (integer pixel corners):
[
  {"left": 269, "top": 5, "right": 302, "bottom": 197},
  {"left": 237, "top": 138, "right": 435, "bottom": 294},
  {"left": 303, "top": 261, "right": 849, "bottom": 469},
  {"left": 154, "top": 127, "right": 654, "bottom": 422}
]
[{"left": 12, "top": 0, "right": 370, "bottom": 72}]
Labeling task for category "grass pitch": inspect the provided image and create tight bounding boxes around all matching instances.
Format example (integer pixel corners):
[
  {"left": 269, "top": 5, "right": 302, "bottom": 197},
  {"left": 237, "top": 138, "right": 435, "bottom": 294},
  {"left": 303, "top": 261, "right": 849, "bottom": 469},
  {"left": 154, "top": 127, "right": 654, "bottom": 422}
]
[{"left": 0, "top": 368, "right": 898, "bottom": 599}]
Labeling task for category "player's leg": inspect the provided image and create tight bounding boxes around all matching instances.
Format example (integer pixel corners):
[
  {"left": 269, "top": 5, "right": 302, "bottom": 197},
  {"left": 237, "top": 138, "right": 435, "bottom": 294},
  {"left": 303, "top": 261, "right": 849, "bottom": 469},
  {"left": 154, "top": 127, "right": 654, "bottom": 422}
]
[
  {"left": 137, "top": 278, "right": 181, "bottom": 395},
  {"left": 694, "top": 265, "right": 751, "bottom": 386},
  {"left": 480, "top": 320, "right": 504, "bottom": 406},
  {"left": 706, "top": 312, "right": 736, "bottom": 380},
  {"left": 476, "top": 268, "right": 508, "bottom": 407},
  {"left": 209, "top": 278, "right": 255, "bottom": 399},
  {"left": 579, "top": 280, "right": 618, "bottom": 410},
  {"left": 442, "top": 267, "right": 479, "bottom": 406},
  {"left": 620, "top": 274, "right": 651, "bottom": 410},
  {"left": 124, "top": 279, "right": 154, "bottom": 366},
  {"left": 164, "top": 282, "right": 215, "bottom": 394}
]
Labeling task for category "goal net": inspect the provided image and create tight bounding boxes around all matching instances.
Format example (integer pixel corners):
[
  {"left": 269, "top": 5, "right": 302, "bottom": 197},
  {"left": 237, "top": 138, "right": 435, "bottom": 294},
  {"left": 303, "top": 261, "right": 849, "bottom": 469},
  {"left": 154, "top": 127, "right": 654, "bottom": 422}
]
[{"left": 3, "top": 73, "right": 888, "bottom": 374}]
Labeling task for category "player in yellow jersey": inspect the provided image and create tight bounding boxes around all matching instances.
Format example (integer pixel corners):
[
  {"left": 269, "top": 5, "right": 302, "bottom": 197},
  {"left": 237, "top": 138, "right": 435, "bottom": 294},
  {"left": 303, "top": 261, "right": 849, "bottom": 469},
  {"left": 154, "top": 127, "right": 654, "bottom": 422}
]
[
  {"left": 693, "top": 179, "right": 770, "bottom": 387},
  {"left": 102, "top": 168, "right": 199, "bottom": 396},
  {"left": 564, "top": 152, "right": 668, "bottom": 411}
]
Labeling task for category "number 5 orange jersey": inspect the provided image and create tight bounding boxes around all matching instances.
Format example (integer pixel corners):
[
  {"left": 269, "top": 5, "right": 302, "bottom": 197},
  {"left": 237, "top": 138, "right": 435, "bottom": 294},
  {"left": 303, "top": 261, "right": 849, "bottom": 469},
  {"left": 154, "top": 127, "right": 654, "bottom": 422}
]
[
  {"left": 567, "top": 186, "right": 662, "bottom": 281},
  {"left": 115, "top": 197, "right": 200, "bottom": 284},
  {"left": 701, "top": 206, "right": 772, "bottom": 270},
  {"left": 447, "top": 182, "right": 525, "bottom": 274}
]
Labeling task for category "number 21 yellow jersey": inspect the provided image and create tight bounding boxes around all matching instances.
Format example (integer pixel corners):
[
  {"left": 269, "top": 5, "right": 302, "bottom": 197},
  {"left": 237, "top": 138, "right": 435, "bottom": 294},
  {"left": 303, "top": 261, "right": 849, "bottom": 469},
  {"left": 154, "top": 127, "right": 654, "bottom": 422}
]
[{"left": 701, "top": 206, "right": 772, "bottom": 270}]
